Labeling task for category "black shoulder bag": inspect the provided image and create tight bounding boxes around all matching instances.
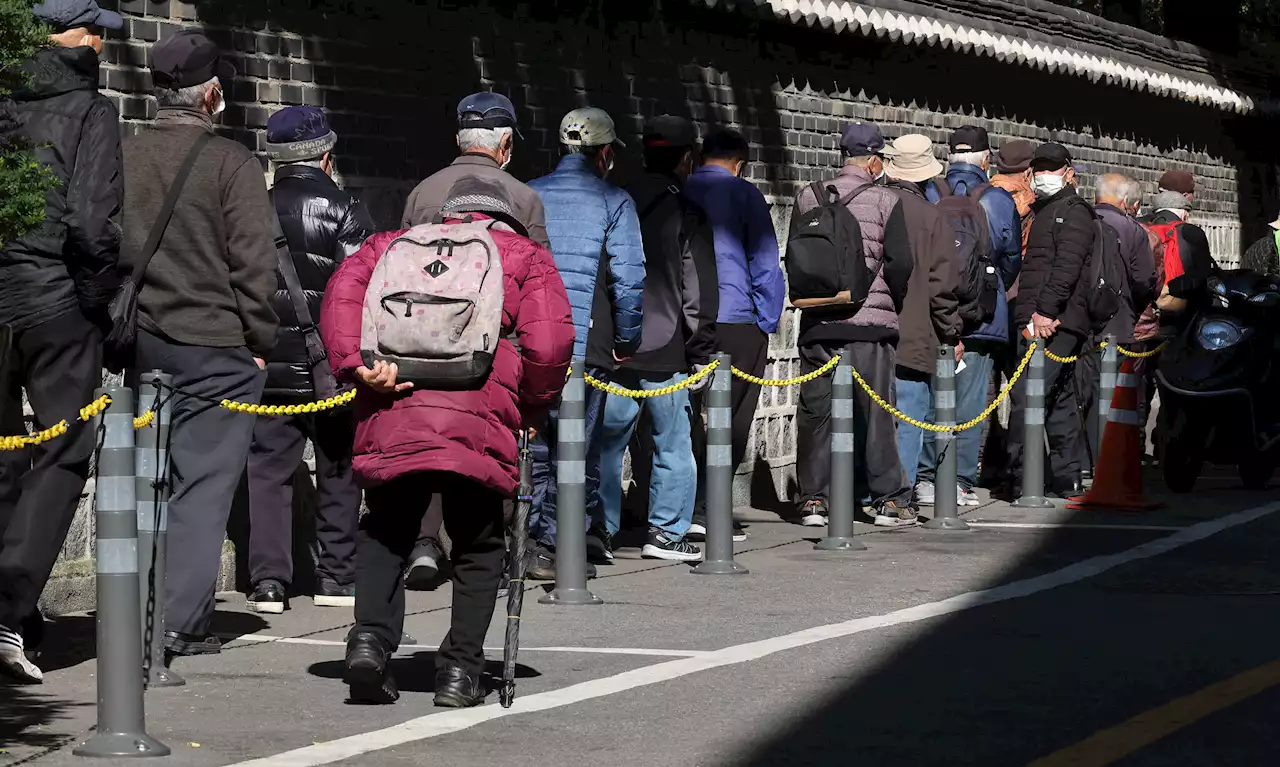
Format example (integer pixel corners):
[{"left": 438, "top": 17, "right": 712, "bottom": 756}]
[
  {"left": 104, "top": 132, "right": 214, "bottom": 372},
  {"left": 269, "top": 198, "right": 340, "bottom": 399}
]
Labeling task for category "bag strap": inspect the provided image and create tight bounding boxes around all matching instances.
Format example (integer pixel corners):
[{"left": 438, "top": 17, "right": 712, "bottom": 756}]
[
  {"left": 1273, "top": 228, "right": 1280, "bottom": 255},
  {"left": 637, "top": 184, "right": 680, "bottom": 223},
  {"left": 967, "top": 182, "right": 993, "bottom": 201},
  {"left": 269, "top": 192, "right": 318, "bottom": 332},
  {"left": 129, "top": 132, "right": 214, "bottom": 285},
  {"left": 835, "top": 182, "right": 872, "bottom": 208}
]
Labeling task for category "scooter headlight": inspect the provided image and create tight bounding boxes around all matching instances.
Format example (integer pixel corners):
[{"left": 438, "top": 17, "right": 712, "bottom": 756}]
[{"left": 1198, "top": 319, "right": 1243, "bottom": 350}]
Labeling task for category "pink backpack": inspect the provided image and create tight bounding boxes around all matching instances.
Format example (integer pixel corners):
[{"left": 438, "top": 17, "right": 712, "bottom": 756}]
[{"left": 360, "top": 219, "right": 506, "bottom": 388}]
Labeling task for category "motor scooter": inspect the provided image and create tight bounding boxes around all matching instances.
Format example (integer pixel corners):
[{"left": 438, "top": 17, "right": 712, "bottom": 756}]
[{"left": 1155, "top": 269, "right": 1280, "bottom": 492}]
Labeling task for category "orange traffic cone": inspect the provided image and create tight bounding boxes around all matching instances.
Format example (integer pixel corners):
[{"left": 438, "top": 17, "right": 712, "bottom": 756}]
[{"left": 1067, "top": 358, "right": 1163, "bottom": 511}]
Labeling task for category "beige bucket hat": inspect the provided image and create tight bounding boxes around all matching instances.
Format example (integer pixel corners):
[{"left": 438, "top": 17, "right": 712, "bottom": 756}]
[{"left": 883, "top": 134, "right": 944, "bottom": 183}]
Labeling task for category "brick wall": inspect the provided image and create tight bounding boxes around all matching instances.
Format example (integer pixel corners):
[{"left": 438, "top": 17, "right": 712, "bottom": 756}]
[{"left": 87, "top": 0, "right": 1267, "bottom": 508}]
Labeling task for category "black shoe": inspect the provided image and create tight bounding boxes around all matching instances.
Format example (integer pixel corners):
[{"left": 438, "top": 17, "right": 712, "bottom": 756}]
[
  {"left": 163, "top": 631, "right": 221, "bottom": 657},
  {"left": 687, "top": 513, "right": 708, "bottom": 542},
  {"left": 1047, "top": 478, "right": 1084, "bottom": 499},
  {"left": 314, "top": 578, "right": 355, "bottom": 608},
  {"left": 524, "top": 545, "right": 596, "bottom": 581},
  {"left": 405, "top": 541, "right": 450, "bottom": 591},
  {"left": 434, "top": 664, "right": 486, "bottom": 708},
  {"left": 247, "top": 579, "right": 286, "bottom": 615},
  {"left": 732, "top": 518, "right": 748, "bottom": 542},
  {"left": 344, "top": 632, "right": 399, "bottom": 704},
  {"left": 587, "top": 526, "right": 614, "bottom": 565}
]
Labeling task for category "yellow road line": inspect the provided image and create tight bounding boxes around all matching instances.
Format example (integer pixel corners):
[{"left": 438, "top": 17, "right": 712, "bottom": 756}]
[{"left": 1027, "top": 659, "right": 1280, "bottom": 766}]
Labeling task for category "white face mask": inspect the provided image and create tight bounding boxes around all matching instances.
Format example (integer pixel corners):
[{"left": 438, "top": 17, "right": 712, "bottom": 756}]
[
  {"left": 1031, "top": 173, "right": 1065, "bottom": 198},
  {"left": 210, "top": 88, "right": 226, "bottom": 117},
  {"left": 500, "top": 150, "right": 512, "bottom": 171}
]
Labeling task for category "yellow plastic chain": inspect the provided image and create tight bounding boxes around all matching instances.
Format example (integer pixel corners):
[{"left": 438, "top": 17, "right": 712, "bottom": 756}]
[
  {"left": 220, "top": 388, "right": 358, "bottom": 415},
  {"left": 134, "top": 410, "right": 157, "bottom": 429},
  {"left": 584, "top": 360, "right": 720, "bottom": 398},
  {"left": 731, "top": 354, "right": 841, "bottom": 388},
  {"left": 1044, "top": 339, "right": 1168, "bottom": 364},
  {"left": 851, "top": 342, "right": 1038, "bottom": 434},
  {"left": 0, "top": 393, "right": 113, "bottom": 452},
  {"left": 1115, "top": 341, "right": 1168, "bottom": 359}
]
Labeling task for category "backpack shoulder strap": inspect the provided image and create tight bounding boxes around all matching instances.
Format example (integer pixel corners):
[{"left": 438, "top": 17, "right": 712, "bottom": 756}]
[
  {"left": 269, "top": 192, "right": 317, "bottom": 332},
  {"left": 835, "top": 182, "right": 873, "bottom": 208},
  {"left": 932, "top": 178, "right": 954, "bottom": 199},
  {"left": 967, "top": 182, "right": 993, "bottom": 201},
  {"left": 637, "top": 184, "right": 680, "bottom": 223}
]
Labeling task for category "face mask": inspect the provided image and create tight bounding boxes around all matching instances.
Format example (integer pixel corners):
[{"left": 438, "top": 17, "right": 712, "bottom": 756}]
[
  {"left": 1031, "top": 173, "right": 1065, "bottom": 198},
  {"left": 210, "top": 88, "right": 226, "bottom": 117},
  {"left": 500, "top": 151, "right": 512, "bottom": 171}
]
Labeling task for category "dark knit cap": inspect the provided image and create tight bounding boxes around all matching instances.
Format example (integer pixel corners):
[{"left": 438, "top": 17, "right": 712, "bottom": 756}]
[
  {"left": 266, "top": 107, "right": 337, "bottom": 162},
  {"left": 1158, "top": 170, "right": 1195, "bottom": 194},
  {"left": 995, "top": 140, "right": 1035, "bottom": 173}
]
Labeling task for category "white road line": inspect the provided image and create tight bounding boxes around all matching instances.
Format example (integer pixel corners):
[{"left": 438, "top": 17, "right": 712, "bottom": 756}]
[
  {"left": 227, "top": 500, "right": 1280, "bottom": 767},
  {"left": 966, "top": 522, "right": 1186, "bottom": 531},
  {"left": 222, "top": 634, "right": 709, "bottom": 658}
]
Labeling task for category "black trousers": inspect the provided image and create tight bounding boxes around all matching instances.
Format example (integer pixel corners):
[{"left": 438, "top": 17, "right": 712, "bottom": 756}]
[
  {"left": 692, "top": 323, "right": 768, "bottom": 513},
  {"left": 247, "top": 411, "right": 359, "bottom": 589},
  {"left": 796, "top": 340, "right": 911, "bottom": 507},
  {"left": 1005, "top": 332, "right": 1086, "bottom": 492},
  {"left": 356, "top": 473, "right": 506, "bottom": 677},
  {"left": 1074, "top": 345, "right": 1101, "bottom": 472},
  {"left": 129, "top": 330, "right": 264, "bottom": 636},
  {"left": 0, "top": 310, "right": 102, "bottom": 630}
]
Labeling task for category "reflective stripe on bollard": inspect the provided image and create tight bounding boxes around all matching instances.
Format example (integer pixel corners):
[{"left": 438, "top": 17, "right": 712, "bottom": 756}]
[
  {"left": 539, "top": 362, "right": 602, "bottom": 605},
  {"left": 137, "top": 371, "right": 184, "bottom": 688},
  {"left": 1097, "top": 336, "right": 1119, "bottom": 463},
  {"left": 693, "top": 353, "right": 749, "bottom": 574},
  {"left": 815, "top": 347, "right": 867, "bottom": 551},
  {"left": 74, "top": 387, "right": 170, "bottom": 758},
  {"left": 924, "top": 346, "right": 970, "bottom": 531},
  {"left": 1014, "top": 343, "right": 1054, "bottom": 509}
]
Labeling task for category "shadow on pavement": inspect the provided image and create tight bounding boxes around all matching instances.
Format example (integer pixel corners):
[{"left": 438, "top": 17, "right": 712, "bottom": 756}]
[
  {"left": 307, "top": 651, "right": 541, "bottom": 697},
  {"left": 0, "top": 685, "right": 87, "bottom": 755}
]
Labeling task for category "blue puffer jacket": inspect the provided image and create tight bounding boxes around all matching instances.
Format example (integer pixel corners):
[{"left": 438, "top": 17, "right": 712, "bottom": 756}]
[
  {"left": 530, "top": 154, "right": 645, "bottom": 362},
  {"left": 927, "top": 163, "right": 1022, "bottom": 345}
]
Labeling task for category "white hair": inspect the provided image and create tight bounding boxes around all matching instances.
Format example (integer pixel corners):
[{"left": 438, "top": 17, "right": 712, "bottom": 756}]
[
  {"left": 457, "top": 127, "right": 512, "bottom": 154},
  {"left": 1096, "top": 174, "right": 1143, "bottom": 208},
  {"left": 154, "top": 77, "right": 218, "bottom": 109},
  {"left": 948, "top": 150, "right": 990, "bottom": 168}
]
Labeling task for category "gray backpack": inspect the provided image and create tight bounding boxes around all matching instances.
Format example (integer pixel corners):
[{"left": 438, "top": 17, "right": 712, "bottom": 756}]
[{"left": 360, "top": 219, "right": 505, "bottom": 389}]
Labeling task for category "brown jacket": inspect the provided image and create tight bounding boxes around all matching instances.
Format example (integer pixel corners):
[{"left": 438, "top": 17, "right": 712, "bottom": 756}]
[
  {"left": 401, "top": 154, "right": 549, "bottom": 250},
  {"left": 885, "top": 179, "right": 962, "bottom": 376}
]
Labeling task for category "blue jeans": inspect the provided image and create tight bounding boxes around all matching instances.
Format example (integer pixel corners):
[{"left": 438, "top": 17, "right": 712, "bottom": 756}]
[
  {"left": 599, "top": 371, "right": 695, "bottom": 539},
  {"left": 919, "top": 350, "right": 997, "bottom": 490},
  {"left": 529, "top": 367, "right": 609, "bottom": 549},
  {"left": 895, "top": 373, "right": 932, "bottom": 487}
]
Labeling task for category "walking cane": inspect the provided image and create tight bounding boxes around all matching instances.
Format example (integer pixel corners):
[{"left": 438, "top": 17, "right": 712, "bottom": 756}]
[{"left": 500, "top": 429, "right": 533, "bottom": 708}]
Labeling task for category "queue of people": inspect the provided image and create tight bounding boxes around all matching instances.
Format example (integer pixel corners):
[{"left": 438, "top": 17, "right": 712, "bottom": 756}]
[{"left": 0, "top": 0, "right": 1224, "bottom": 702}]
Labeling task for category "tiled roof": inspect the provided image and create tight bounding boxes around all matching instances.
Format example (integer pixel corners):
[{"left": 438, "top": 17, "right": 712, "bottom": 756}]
[{"left": 700, "top": 0, "right": 1270, "bottom": 115}]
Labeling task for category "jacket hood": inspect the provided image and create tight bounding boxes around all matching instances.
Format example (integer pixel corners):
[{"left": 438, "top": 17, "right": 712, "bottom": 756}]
[
  {"left": 946, "top": 163, "right": 989, "bottom": 190},
  {"left": 15, "top": 46, "right": 100, "bottom": 101}
]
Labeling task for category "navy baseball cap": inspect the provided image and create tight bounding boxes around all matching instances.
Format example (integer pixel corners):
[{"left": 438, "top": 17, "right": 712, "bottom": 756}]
[
  {"left": 457, "top": 92, "right": 523, "bottom": 138},
  {"left": 32, "top": 0, "right": 123, "bottom": 30},
  {"left": 150, "top": 29, "right": 235, "bottom": 89},
  {"left": 841, "top": 122, "right": 886, "bottom": 156}
]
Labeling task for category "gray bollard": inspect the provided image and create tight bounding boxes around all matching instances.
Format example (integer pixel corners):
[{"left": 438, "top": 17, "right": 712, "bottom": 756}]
[
  {"left": 693, "top": 353, "right": 749, "bottom": 574},
  {"left": 924, "top": 346, "right": 970, "bottom": 531},
  {"left": 136, "top": 371, "right": 184, "bottom": 688},
  {"left": 540, "top": 362, "right": 602, "bottom": 605},
  {"left": 1014, "top": 342, "right": 1054, "bottom": 509},
  {"left": 74, "top": 387, "right": 170, "bottom": 758},
  {"left": 815, "top": 347, "right": 867, "bottom": 551},
  {"left": 1096, "top": 335, "right": 1119, "bottom": 463}
]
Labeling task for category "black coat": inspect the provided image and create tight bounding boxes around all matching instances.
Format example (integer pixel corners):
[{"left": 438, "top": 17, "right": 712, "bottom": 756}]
[
  {"left": 1015, "top": 188, "right": 1095, "bottom": 339},
  {"left": 265, "top": 165, "right": 374, "bottom": 399},
  {"left": 0, "top": 46, "right": 122, "bottom": 331}
]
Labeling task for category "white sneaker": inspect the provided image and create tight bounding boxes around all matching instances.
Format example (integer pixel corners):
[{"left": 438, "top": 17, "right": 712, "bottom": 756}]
[
  {"left": 0, "top": 625, "right": 42, "bottom": 683},
  {"left": 959, "top": 487, "right": 981, "bottom": 507},
  {"left": 914, "top": 481, "right": 936, "bottom": 506}
]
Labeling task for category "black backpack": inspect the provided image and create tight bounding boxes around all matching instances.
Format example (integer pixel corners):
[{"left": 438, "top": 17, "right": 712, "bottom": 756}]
[
  {"left": 1083, "top": 216, "right": 1127, "bottom": 333},
  {"left": 933, "top": 181, "right": 999, "bottom": 332},
  {"left": 786, "top": 182, "right": 874, "bottom": 312}
]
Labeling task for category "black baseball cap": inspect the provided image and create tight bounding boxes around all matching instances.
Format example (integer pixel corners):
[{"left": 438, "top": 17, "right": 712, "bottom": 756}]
[
  {"left": 150, "top": 30, "right": 235, "bottom": 89},
  {"left": 1031, "top": 142, "right": 1073, "bottom": 172},
  {"left": 841, "top": 122, "right": 886, "bottom": 156},
  {"left": 32, "top": 0, "right": 122, "bottom": 31},
  {"left": 457, "top": 92, "right": 522, "bottom": 138},
  {"left": 643, "top": 115, "right": 697, "bottom": 148},
  {"left": 949, "top": 125, "right": 990, "bottom": 152}
]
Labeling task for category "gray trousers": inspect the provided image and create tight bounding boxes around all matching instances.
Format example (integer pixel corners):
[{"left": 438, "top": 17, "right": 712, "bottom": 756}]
[
  {"left": 796, "top": 340, "right": 912, "bottom": 507},
  {"left": 130, "top": 330, "right": 264, "bottom": 636}
]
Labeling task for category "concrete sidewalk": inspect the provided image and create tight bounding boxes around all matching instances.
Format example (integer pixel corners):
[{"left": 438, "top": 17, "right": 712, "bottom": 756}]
[{"left": 2, "top": 472, "right": 1274, "bottom": 767}]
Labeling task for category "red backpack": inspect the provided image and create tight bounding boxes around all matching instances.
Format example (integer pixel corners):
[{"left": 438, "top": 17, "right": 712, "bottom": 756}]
[{"left": 1149, "top": 221, "right": 1185, "bottom": 283}]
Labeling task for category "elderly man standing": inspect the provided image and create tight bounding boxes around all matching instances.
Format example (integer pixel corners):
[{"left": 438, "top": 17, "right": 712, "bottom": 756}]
[
  {"left": 400, "top": 93, "right": 547, "bottom": 591},
  {"left": 0, "top": 0, "right": 124, "bottom": 683},
  {"left": 527, "top": 108, "right": 645, "bottom": 575},
  {"left": 123, "top": 30, "right": 278, "bottom": 658}
]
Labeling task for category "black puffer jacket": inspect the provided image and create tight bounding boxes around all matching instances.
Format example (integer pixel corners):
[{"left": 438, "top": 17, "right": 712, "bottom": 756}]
[
  {"left": 265, "top": 164, "right": 374, "bottom": 400},
  {"left": 1014, "top": 187, "right": 1095, "bottom": 339},
  {"left": 0, "top": 46, "right": 121, "bottom": 331}
]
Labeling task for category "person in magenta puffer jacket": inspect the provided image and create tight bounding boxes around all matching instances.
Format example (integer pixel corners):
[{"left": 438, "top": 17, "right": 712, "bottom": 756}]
[{"left": 319, "top": 178, "right": 573, "bottom": 708}]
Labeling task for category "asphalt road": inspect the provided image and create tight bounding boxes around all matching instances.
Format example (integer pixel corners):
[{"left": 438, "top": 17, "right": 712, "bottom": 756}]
[{"left": 3, "top": 480, "right": 1279, "bottom": 767}]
